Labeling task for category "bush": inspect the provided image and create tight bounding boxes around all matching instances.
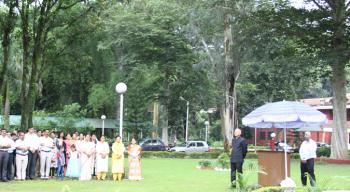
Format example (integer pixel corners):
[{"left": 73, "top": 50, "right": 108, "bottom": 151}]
[
  {"left": 217, "top": 153, "right": 230, "bottom": 169},
  {"left": 317, "top": 147, "right": 331, "bottom": 157},
  {"left": 141, "top": 151, "right": 221, "bottom": 159},
  {"left": 198, "top": 160, "right": 213, "bottom": 168},
  {"left": 140, "top": 151, "right": 301, "bottom": 160}
]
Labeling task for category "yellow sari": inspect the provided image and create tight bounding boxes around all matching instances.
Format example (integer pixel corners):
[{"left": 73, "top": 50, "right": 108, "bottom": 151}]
[{"left": 112, "top": 142, "right": 124, "bottom": 174}]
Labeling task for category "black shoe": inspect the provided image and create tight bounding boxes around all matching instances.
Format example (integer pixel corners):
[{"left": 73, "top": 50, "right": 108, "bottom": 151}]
[{"left": 2, "top": 179, "right": 9, "bottom": 182}]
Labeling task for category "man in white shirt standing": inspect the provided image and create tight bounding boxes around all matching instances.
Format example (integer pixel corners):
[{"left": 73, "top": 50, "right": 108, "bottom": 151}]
[
  {"left": 39, "top": 130, "right": 54, "bottom": 179},
  {"left": 0, "top": 129, "right": 12, "bottom": 182},
  {"left": 299, "top": 131, "right": 317, "bottom": 186},
  {"left": 6, "top": 133, "right": 16, "bottom": 181},
  {"left": 25, "top": 127, "right": 39, "bottom": 180},
  {"left": 15, "top": 132, "right": 29, "bottom": 180}
]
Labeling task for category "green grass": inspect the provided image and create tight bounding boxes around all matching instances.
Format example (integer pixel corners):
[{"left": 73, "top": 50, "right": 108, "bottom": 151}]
[{"left": 1, "top": 159, "right": 350, "bottom": 192}]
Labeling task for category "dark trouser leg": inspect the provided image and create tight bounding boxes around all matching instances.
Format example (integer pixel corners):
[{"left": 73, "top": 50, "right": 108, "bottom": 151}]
[
  {"left": 13, "top": 152, "right": 16, "bottom": 179},
  {"left": 231, "top": 162, "right": 237, "bottom": 183},
  {"left": 236, "top": 162, "right": 243, "bottom": 183},
  {"left": 300, "top": 161, "right": 308, "bottom": 186},
  {"left": 307, "top": 158, "right": 316, "bottom": 186},
  {"left": 26, "top": 151, "right": 37, "bottom": 179},
  {"left": 0, "top": 151, "right": 4, "bottom": 180},
  {"left": 7, "top": 153, "right": 14, "bottom": 180},
  {"left": 0, "top": 152, "right": 9, "bottom": 181}
]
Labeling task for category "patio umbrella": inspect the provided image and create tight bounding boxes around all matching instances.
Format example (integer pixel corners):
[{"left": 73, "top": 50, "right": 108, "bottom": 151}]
[{"left": 242, "top": 100, "right": 327, "bottom": 180}]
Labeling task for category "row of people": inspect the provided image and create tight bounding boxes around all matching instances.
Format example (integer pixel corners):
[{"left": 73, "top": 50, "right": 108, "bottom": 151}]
[{"left": 0, "top": 128, "right": 142, "bottom": 182}]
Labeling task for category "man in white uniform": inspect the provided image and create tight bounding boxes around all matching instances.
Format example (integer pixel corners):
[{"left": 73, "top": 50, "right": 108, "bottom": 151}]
[
  {"left": 39, "top": 130, "right": 54, "bottom": 179},
  {"left": 299, "top": 131, "right": 317, "bottom": 186},
  {"left": 0, "top": 129, "right": 12, "bottom": 182},
  {"left": 15, "top": 132, "right": 29, "bottom": 180},
  {"left": 25, "top": 127, "right": 39, "bottom": 180}
]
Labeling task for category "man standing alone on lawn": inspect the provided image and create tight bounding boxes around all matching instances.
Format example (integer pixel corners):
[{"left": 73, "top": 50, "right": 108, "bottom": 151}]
[
  {"left": 230, "top": 128, "right": 248, "bottom": 187},
  {"left": 299, "top": 131, "right": 317, "bottom": 186}
]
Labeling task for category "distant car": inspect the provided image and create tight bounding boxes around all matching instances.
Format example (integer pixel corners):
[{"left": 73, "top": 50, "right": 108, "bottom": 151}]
[
  {"left": 317, "top": 142, "right": 330, "bottom": 149},
  {"left": 170, "top": 141, "right": 209, "bottom": 153},
  {"left": 140, "top": 138, "right": 167, "bottom": 151},
  {"left": 276, "top": 142, "right": 293, "bottom": 152}
]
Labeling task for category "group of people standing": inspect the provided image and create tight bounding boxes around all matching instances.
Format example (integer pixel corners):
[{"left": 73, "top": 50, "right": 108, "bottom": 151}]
[{"left": 0, "top": 127, "right": 142, "bottom": 182}]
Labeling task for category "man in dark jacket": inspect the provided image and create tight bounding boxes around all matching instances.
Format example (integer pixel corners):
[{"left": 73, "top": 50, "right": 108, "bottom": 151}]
[{"left": 230, "top": 128, "right": 248, "bottom": 186}]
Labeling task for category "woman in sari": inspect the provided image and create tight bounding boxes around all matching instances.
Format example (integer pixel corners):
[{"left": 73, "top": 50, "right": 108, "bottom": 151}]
[
  {"left": 64, "top": 133, "right": 72, "bottom": 176},
  {"left": 128, "top": 138, "right": 142, "bottom": 181},
  {"left": 112, "top": 135, "right": 124, "bottom": 181},
  {"left": 79, "top": 134, "right": 95, "bottom": 181},
  {"left": 96, "top": 136, "right": 109, "bottom": 180}
]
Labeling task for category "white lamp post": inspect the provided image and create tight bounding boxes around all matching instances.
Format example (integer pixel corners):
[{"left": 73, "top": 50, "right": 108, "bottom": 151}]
[
  {"left": 180, "top": 97, "right": 189, "bottom": 142},
  {"left": 204, "top": 121, "right": 209, "bottom": 142},
  {"left": 101, "top": 115, "right": 106, "bottom": 136},
  {"left": 116, "top": 82, "right": 127, "bottom": 139}
]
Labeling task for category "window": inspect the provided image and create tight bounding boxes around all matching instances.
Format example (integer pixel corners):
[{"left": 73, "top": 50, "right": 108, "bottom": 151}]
[
  {"left": 188, "top": 142, "right": 196, "bottom": 147},
  {"left": 197, "top": 142, "right": 204, "bottom": 147},
  {"left": 259, "top": 132, "right": 266, "bottom": 140},
  {"left": 152, "top": 140, "right": 158, "bottom": 145}
]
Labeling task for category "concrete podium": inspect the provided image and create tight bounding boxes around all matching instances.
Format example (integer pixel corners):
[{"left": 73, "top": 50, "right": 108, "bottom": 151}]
[{"left": 257, "top": 150, "right": 291, "bottom": 186}]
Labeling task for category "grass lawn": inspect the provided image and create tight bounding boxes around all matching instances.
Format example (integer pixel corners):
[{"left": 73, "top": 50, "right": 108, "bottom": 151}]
[{"left": 1, "top": 159, "right": 350, "bottom": 192}]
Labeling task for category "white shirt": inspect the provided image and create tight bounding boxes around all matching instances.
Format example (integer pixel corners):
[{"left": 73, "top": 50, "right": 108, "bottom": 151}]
[
  {"left": 7, "top": 138, "right": 15, "bottom": 153},
  {"left": 25, "top": 133, "right": 40, "bottom": 151},
  {"left": 39, "top": 136, "right": 54, "bottom": 152},
  {"left": 0, "top": 135, "right": 12, "bottom": 152},
  {"left": 15, "top": 139, "right": 29, "bottom": 155},
  {"left": 299, "top": 139, "right": 317, "bottom": 161}
]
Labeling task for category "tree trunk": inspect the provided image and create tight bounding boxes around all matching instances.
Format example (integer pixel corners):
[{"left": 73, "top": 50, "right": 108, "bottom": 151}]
[
  {"left": 328, "top": 0, "right": 349, "bottom": 160},
  {"left": 0, "top": 0, "right": 16, "bottom": 91},
  {"left": 160, "top": 104, "right": 169, "bottom": 146},
  {"left": 221, "top": 9, "right": 240, "bottom": 151},
  {"left": 330, "top": 63, "right": 348, "bottom": 159},
  {"left": 3, "top": 82, "right": 10, "bottom": 130},
  {"left": 20, "top": 1, "right": 31, "bottom": 130}
]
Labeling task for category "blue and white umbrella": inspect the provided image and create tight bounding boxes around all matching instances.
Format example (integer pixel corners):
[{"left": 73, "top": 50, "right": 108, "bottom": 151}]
[{"left": 242, "top": 100, "right": 327, "bottom": 180}]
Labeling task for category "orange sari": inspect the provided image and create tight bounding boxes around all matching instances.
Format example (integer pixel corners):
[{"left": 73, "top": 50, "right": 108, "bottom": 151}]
[{"left": 128, "top": 144, "right": 142, "bottom": 180}]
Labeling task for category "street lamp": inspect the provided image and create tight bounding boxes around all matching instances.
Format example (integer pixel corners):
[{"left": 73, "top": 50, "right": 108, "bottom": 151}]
[
  {"left": 204, "top": 121, "right": 209, "bottom": 142},
  {"left": 101, "top": 115, "right": 106, "bottom": 136},
  {"left": 116, "top": 82, "right": 127, "bottom": 139},
  {"left": 180, "top": 96, "right": 189, "bottom": 142}
]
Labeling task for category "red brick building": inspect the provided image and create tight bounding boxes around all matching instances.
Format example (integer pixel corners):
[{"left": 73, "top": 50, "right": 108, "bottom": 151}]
[{"left": 247, "top": 95, "right": 350, "bottom": 149}]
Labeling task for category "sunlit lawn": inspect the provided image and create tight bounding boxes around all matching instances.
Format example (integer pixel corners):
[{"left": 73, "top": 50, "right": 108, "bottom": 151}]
[{"left": 1, "top": 158, "right": 349, "bottom": 192}]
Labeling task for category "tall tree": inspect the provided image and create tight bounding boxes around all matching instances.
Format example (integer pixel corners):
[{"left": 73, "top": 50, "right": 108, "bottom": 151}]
[
  {"left": 257, "top": 0, "right": 350, "bottom": 159},
  {"left": 16, "top": 0, "right": 90, "bottom": 129}
]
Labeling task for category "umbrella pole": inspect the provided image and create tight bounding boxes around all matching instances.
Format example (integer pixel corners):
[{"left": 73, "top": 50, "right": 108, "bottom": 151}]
[
  {"left": 254, "top": 127, "right": 257, "bottom": 153},
  {"left": 284, "top": 125, "right": 288, "bottom": 179}
]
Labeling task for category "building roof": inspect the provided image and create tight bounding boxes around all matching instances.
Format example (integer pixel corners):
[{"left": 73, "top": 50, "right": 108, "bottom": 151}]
[{"left": 299, "top": 93, "right": 350, "bottom": 109}]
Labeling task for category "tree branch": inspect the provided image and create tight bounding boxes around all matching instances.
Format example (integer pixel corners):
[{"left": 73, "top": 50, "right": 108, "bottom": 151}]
[{"left": 311, "top": 0, "right": 327, "bottom": 11}]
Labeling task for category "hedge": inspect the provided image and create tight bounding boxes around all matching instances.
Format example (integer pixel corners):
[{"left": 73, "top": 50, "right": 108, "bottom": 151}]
[
  {"left": 141, "top": 151, "right": 222, "bottom": 159},
  {"left": 140, "top": 151, "right": 301, "bottom": 159}
]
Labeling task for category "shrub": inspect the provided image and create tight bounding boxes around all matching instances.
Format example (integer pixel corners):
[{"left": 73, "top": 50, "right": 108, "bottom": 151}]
[
  {"left": 140, "top": 151, "right": 221, "bottom": 159},
  {"left": 217, "top": 152, "right": 230, "bottom": 169},
  {"left": 317, "top": 147, "right": 331, "bottom": 157},
  {"left": 198, "top": 160, "right": 213, "bottom": 168}
]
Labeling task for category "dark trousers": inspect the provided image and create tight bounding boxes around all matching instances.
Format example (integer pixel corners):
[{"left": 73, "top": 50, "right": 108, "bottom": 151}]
[
  {"left": 26, "top": 151, "right": 38, "bottom": 179},
  {"left": 0, "top": 151, "right": 9, "bottom": 181},
  {"left": 7, "top": 153, "right": 14, "bottom": 180},
  {"left": 301, "top": 158, "right": 316, "bottom": 186},
  {"left": 231, "top": 162, "right": 243, "bottom": 183},
  {"left": 49, "top": 167, "right": 56, "bottom": 177}
]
